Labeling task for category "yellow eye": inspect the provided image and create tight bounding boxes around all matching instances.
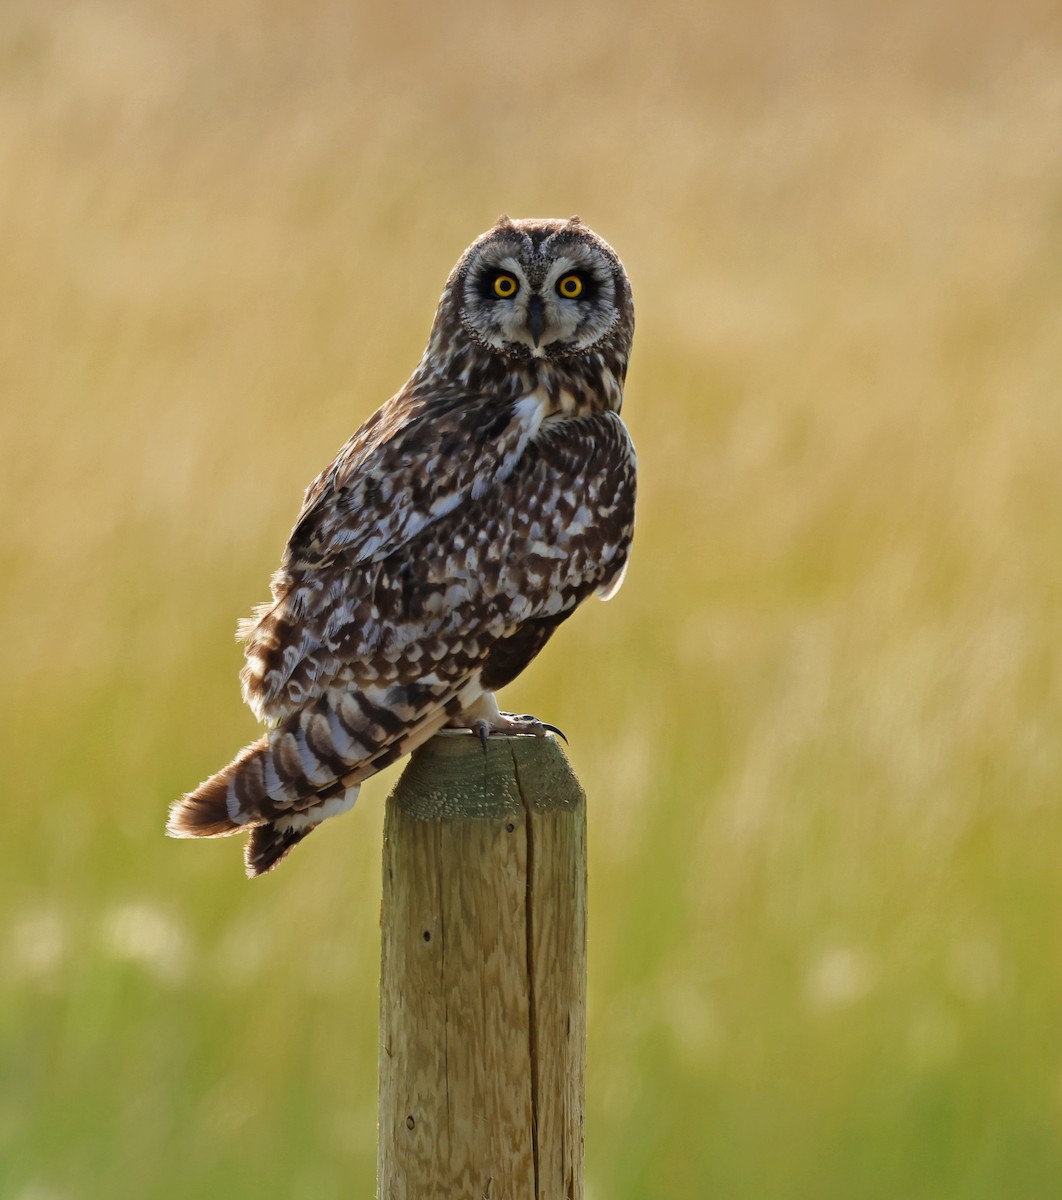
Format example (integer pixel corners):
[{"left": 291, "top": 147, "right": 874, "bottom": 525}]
[
  {"left": 557, "top": 274, "right": 583, "bottom": 298},
  {"left": 492, "top": 272, "right": 519, "bottom": 298}
]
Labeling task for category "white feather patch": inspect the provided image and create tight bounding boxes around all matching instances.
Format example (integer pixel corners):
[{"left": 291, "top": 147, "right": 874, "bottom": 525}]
[
  {"left": 598, "top": 560, "right": 628, "bottom": 601},
  {"left": 276, "top": 786, "right": 361, "bottom": 834},
  {"left": 472, "top": 393, "right": 547, "bottom": 500}
]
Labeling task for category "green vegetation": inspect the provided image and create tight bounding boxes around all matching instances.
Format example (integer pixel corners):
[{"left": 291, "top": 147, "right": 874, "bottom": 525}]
[{"left": 3, "top": 2, "right": 1061, "bottom": 1196}]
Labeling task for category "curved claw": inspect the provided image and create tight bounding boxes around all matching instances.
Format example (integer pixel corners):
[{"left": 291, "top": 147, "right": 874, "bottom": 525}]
[
  {"left": 507, "top": 713, "right": 568, "bottom": 743},
  {"left": 459, "top": 710, "right": 568, "bottom": 744},
  {"left": 469, "top": 719, "right": 491, "bottom": 753}
]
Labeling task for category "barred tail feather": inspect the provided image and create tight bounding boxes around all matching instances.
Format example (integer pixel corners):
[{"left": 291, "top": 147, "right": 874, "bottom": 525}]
[
  {"left": 245, "top": 821, "right": 310, "bottom": 877},
  {"left": 166, "top": 737, "right": 270, "bottom": 838},
  {"left": 243, "top": 785, "right": 360, "bottom": 877},
  {"left": 168, "top": 676, "right": 482, "bottom": 873}
]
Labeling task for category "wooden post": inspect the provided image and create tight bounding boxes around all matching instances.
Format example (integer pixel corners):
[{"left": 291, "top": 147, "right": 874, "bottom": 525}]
[{"left": 378, "top": 732, "right": 587, "bottom": 1200}]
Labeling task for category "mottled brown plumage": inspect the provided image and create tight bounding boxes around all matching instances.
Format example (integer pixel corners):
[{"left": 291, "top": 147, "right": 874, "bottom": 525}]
[{"left": 168, "top": 216, "right": 636, "bottom": 876}]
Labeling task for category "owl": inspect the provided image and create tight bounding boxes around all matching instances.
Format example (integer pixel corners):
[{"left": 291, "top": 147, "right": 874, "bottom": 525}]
[{"left": 167, "top": 216, "right": 636, "bottom": 876}]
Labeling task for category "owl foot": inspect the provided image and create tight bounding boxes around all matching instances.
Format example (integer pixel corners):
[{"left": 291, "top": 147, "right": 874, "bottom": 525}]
[
  {"left": 445, "top": 691, "right": 567, "bottom": 748},
  {"left": 468, "top": 712, "right": 567, "bottom": 749}
]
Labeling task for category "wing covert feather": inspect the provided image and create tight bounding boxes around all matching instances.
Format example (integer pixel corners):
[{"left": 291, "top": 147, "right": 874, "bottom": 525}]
[
  {"left": 284, "top": 389, "right": 540, "bottom": 571},
  {"left": 240, "top": 404, "right": 635, "bottom": 723}
]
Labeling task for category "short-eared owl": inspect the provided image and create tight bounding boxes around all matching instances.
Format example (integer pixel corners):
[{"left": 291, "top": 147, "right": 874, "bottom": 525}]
[{"left": 168, "top": 216, "right": 636, "bottom": 876}]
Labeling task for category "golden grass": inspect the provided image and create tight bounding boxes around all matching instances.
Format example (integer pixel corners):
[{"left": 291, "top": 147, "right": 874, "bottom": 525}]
[{"left": 3, "top": 1, "right": 1062, "bottom": 1195}]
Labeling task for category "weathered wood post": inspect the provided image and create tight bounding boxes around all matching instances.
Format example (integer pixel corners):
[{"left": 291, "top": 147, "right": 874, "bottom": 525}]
[{"left": 378, "top": 732, "right": 587, "bottom": 1199}]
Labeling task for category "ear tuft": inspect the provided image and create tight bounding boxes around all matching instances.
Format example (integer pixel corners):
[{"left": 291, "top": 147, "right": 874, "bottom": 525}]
[
  {"left": 496, "top": 213, "right": 514, "bottom": 227},
  {"left": 567, "top": 214, "right": 582, "bottom": 226}
]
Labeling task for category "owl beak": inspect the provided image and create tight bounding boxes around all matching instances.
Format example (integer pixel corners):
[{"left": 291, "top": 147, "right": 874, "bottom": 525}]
[{"left": 528, "top": 295, "right": 546, "bottom": 347}]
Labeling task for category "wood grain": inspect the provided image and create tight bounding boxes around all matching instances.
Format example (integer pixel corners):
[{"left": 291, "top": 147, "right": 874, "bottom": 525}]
[{"left": 378, "top": 733, "right": 586, "bottom": 1199}]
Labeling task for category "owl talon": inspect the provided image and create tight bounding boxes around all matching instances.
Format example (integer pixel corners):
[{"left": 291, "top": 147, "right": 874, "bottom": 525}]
[
  {"left": 457, "top": 705, "right": 567, "bottom": 743},
  {"left": 517, "top": 715, "right": 567, "bottom": 743},
  {"left": 497, "top": 712, "right": 567, "bottom": 743}
]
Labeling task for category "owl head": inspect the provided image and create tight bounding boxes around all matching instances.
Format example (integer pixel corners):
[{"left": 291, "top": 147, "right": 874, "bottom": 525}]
[{"left": 446, "top": 216, "right": 633, "bottom": 362}]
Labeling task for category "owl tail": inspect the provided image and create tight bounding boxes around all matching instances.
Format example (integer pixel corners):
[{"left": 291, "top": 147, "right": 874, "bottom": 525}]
[
  {"left": 167, "top": 738, "right": 362, "bottom": 876},
  {"left": 167, "top": 684, "right": 461, "bottom": 876},
  {"left": 241, "top": 783, "right": 362, "bottom": 876}
]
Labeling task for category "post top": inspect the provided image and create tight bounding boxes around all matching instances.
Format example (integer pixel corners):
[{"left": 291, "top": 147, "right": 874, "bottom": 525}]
[{"left": 388, "top": 732, "right": 585, "bottom": 821}]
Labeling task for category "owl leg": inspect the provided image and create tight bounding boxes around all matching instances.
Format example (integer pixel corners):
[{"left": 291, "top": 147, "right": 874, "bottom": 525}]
[{"left": 448, "top": 691, "right": 567, "bottom": 745}]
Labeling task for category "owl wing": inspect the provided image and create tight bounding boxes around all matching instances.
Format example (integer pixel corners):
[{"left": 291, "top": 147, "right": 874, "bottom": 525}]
[
  {"left": 283, "top": 386, "right": 546, "bottom": 572},
  {"left": 239, "top": 385, "right": 557, "bottom": 721}
]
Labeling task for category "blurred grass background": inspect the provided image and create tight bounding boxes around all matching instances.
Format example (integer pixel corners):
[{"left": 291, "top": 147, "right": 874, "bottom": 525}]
[{"left": 3, "top": 0, "right": 1062, "bottom": 1196}]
